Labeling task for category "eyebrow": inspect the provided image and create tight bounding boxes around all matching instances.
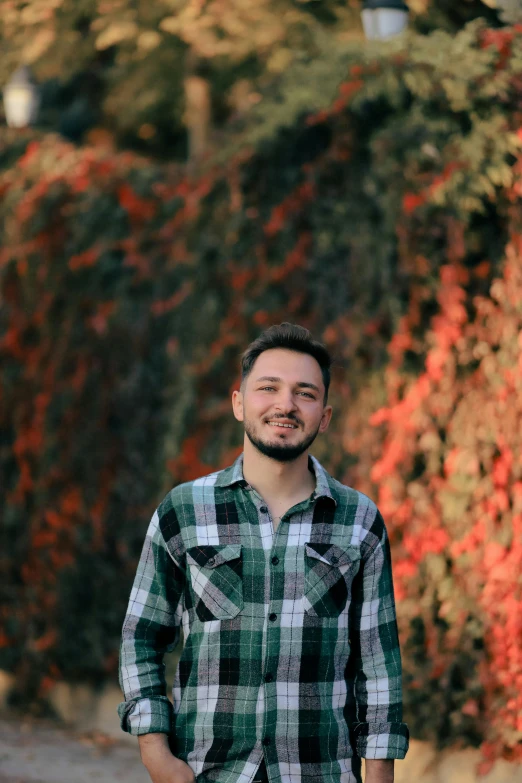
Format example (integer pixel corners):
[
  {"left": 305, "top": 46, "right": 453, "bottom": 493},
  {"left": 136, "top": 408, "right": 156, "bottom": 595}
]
[{"left": 255, "top": 376, "right": 321, "bottom": 393}]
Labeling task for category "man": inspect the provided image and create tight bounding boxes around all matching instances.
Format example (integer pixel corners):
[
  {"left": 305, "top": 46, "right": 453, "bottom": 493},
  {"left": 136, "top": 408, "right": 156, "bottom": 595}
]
[{"left": 118, "top": 323, "right": 409, "bottom": 783}]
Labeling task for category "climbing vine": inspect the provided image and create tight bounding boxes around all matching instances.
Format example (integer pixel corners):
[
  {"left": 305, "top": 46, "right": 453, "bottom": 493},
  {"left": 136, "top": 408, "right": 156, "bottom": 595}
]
[{"left": 2, "top": 22, "right": 522, "bottom": 762}]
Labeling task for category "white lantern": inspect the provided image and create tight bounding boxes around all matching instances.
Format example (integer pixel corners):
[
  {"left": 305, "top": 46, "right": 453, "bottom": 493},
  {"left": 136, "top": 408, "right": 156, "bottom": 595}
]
[
  {"left": 362, "top": 0, "right": 409, "bottom": 41},
  {"left": 3, "top": 67, "right": 39, "bottom": 128}
]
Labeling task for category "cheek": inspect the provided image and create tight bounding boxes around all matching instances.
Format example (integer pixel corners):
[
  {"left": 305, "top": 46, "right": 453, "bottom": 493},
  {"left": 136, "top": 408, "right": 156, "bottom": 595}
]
[
  {"left": 243, "top": 398, "right": 265, "bottom": 422},
  {"left": 308, "top": 408, "right": 327, "bottom": 430},
  {"left": 246, "top": 395, "right": 270, "bottom": 414}
]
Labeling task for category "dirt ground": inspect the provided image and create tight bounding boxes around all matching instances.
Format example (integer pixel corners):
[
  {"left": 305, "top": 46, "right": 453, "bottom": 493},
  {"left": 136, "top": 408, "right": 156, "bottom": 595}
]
[
  {"left": 0, "top": 716, "right": 149, "bottom": 783},
  {"left": 4, "top": 712, "right": 522, "bottom": 783}
]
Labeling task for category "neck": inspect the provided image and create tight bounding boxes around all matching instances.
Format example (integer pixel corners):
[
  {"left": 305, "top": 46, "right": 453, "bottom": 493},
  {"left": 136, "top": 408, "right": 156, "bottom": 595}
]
[{"left": 242, "top": 437, "right": 315, "bottom": 500}]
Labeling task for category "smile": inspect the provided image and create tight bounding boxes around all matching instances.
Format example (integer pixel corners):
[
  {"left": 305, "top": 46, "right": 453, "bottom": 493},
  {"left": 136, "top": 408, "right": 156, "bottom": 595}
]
[{"left": 267, "top": 422, "right": 298, "bottom": 429}]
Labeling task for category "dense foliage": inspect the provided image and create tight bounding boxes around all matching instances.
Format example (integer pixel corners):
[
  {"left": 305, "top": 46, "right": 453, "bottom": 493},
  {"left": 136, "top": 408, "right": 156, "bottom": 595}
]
[
  {"left": 0, "top": 0, "right": 505, "bottom": 157},
  {"left": 0, "top": 0, "right": 355, "bottom": 156},
  {"left": 2, "top": 21, "right": 522, "bottom": 763}
]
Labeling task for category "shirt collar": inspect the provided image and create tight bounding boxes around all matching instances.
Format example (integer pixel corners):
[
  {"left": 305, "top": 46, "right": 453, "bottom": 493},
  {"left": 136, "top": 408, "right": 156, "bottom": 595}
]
[{"left": 214, "top": 452, "right": 337, "bottom": 507}]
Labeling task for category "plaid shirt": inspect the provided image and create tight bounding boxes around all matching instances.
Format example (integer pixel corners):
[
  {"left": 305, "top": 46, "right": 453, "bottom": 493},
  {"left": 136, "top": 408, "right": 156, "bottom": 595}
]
[{"left": 118, "top": 455, "right": 409, "bottom": 783}]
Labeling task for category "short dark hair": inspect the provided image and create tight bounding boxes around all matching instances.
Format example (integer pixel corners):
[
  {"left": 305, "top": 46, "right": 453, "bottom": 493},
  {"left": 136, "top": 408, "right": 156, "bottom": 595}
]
[{"left": 241, "top": 323, "right": 332, "bottom": 402}]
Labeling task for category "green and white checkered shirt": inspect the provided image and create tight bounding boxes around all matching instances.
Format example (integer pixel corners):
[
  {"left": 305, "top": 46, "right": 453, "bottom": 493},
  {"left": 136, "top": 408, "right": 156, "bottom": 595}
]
[{"left": 118, "top": 454, "right": 409, "bottom": 783}]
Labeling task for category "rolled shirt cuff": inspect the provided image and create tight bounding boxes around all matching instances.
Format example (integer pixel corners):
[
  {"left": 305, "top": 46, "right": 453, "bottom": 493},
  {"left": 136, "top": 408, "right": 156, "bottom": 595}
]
[
  {"left": 118, "top": 696, "right": 173, "bottom": 736},
  {"left": 350, "top": 721, "right": 410, "bottom": 759}
]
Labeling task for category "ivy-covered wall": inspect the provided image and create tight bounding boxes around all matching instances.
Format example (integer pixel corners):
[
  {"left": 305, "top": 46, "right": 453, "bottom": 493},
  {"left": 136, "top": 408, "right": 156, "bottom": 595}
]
[{"left": 2, "top": 22, "right": 522, "bottom": 765}]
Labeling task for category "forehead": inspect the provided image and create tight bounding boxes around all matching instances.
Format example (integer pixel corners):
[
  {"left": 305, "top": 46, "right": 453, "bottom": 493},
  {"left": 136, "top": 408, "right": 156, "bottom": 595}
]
[{"left": 248, "top": 348, "right": 324, "bottom": 387}]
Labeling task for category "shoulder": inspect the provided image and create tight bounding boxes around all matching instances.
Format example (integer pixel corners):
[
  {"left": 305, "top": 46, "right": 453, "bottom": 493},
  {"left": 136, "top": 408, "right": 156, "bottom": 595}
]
[
  {"left": 156, "top": 466, "right": 227, "bottom": 527},
  {"left": 150, "top": 468, "right": 224, "bottom": 560},
  {"left": 326, "top": 475, "right": 387, "bottom": 551},
  {"left": 160, "top": 469, "right": 220, "bottom": 507}
]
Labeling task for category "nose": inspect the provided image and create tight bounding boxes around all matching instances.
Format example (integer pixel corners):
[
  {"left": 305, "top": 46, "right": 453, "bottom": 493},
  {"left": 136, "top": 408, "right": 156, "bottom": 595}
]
[{"left": 274, "top": 389, "right": 297, "bottom": 413}]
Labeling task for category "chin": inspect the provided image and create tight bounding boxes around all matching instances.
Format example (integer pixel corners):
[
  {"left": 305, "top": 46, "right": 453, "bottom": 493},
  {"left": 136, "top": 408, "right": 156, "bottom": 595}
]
[{"left": 246, "top": 429, "right": 317, "bottom": 463}]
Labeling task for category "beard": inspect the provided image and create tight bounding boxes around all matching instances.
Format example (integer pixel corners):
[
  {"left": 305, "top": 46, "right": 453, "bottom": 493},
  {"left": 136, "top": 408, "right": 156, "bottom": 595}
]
[{"left": 244, "top": 417, "right": 320, "bottom": 463}]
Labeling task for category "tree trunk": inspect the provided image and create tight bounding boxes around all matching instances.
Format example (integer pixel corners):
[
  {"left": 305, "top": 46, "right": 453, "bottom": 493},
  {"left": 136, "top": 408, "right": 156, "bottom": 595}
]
[{"left": 183, "top": 51, "right": 211, "bottom": 164}]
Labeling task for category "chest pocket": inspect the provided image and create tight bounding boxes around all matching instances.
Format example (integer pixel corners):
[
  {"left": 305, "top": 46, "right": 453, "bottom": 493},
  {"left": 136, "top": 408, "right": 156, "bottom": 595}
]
[
  {"left": 186, "top": 544, "right": 243, "bottom": 621},
  {"left": 303, "top": 542, "right": 361, "bottom": 618}
]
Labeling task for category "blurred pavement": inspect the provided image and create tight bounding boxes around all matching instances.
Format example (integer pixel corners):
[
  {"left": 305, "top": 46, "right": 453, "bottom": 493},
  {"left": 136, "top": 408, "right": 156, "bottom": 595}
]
[
  {"left": 2, "top": 715, "right": 522, "bottom": 783},
  {"left": 0, "top": 717, "right": 148, "bottom": 783}
]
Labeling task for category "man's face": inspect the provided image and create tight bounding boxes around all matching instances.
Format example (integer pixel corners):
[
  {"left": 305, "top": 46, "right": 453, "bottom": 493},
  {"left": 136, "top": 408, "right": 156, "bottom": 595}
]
[{"left": 232, "top": 348, "right": 332, "bottom": 462}]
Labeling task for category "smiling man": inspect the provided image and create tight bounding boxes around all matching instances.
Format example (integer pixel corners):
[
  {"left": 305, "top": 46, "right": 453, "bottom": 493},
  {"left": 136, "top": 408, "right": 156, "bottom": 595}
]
[{"left": 118, "top": 323, "right": 409, "bottom": 783}]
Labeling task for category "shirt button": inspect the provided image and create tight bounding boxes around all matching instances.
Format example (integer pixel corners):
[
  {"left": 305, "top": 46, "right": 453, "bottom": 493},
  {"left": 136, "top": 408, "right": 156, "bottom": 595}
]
[
  {"left": 207, "top": 557, "right": 216, "bottom": 566},
  {"left": 330, "top": 555, "right": 338, "bottom": 565},
  {"left": 260, "top": 506, "right": 268, "bottom": 514},
  {"left": 264, "top": 672, "right": 274, "bottom": 682},
  {"left": 262, "top": 737, "right": 271, "bottom": 746},
  {"left": 271, "top": 556, "right": 279, "bottom": 566},
  {"left": 269, "top": 613, "right": 277, "bottom": 622}
]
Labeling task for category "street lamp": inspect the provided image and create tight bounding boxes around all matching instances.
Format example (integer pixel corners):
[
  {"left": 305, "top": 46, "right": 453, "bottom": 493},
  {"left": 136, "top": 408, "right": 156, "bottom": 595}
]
[
  {"left": 3, "top": 66, "right": 39, "bottom": 128},
  {"left": 361, "top": 0, "right": 409, "bottom": 41}
]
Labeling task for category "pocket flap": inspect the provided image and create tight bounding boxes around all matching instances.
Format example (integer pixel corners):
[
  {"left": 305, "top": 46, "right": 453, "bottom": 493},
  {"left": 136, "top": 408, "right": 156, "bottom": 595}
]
[
  {"left": 187, "top": 544, "right": 242, "bottom": 569},
  {"left": 305, "top": 542, "right": 359, "bottom": 568}
]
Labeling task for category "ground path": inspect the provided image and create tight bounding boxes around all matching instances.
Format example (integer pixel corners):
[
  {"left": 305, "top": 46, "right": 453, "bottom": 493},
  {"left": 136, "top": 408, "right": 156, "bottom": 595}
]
[
  {"left": 0, "top": 717, "right": 148, "bottom": 783},
  {"left": 3, "top": 714, "right": 522, "bottom": 783}
]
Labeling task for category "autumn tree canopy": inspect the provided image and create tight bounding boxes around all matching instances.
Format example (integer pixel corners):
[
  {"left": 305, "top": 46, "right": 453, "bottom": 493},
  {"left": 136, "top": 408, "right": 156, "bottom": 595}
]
[
  {"left": 0, "top": 0, "right": 506, "bottom": 158},
  {"left": 0, "top": 0, "right": 354, "bottom": 156}
]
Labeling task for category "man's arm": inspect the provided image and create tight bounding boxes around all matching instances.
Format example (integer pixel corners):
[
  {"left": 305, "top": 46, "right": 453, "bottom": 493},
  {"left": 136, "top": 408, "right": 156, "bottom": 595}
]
[
  {"left": 138, "top": 734, "right": 195, "bottom": 783},
  {"left": 364, "top": 760, "right": 394, "bottom": 783},
  {"left": 118, "top": 505, "right": 188, "bottom": 776},
  {"left": 347, "top": 510, "right": 409, "bottom": 782}
]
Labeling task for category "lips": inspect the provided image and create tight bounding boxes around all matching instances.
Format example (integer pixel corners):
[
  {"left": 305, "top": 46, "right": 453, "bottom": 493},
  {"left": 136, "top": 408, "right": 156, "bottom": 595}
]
[{"left": 266, "top": 420, "right": 299, "bottom": 430}]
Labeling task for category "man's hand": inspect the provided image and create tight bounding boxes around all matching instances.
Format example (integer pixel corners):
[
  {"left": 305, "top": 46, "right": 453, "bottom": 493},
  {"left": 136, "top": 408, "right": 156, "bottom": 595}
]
[
  {"left": 364, "top": 759, "right": 394, "bottom": 783},
  {"left": 138, "top": 733, "right": 196, "bottom": 783}
]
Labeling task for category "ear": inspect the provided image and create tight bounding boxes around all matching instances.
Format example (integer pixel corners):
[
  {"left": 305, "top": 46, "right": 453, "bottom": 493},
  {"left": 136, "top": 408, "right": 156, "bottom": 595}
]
[
  {"left": 319, "top": 405, "right": 333, "bottom": 434},
  {"left": 232, "top": 389, "right": 244, "bottom": 422}
]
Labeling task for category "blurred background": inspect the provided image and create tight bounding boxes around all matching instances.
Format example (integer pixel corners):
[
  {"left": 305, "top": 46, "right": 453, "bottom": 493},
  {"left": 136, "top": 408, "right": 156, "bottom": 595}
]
[{"left": 2, "top": 1, "right": 522, "bottom": 781}]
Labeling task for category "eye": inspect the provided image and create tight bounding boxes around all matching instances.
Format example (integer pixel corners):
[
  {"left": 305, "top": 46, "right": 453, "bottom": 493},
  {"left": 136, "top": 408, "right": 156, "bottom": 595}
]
[
  {"left": 259, "top": 386, "right": 276, "bottom": 391},
  {"left": 298, "top": 391, "right": 315, "bottom": 398}
]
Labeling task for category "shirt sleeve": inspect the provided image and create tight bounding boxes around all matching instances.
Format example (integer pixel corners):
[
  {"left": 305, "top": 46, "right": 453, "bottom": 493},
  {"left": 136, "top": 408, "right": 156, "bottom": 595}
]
[
  {"left": 117, "top": 507, "right": 185, "bottom": 736},
  {"left": 346, "top": 511, "right": 409, "bottom": 759}
]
